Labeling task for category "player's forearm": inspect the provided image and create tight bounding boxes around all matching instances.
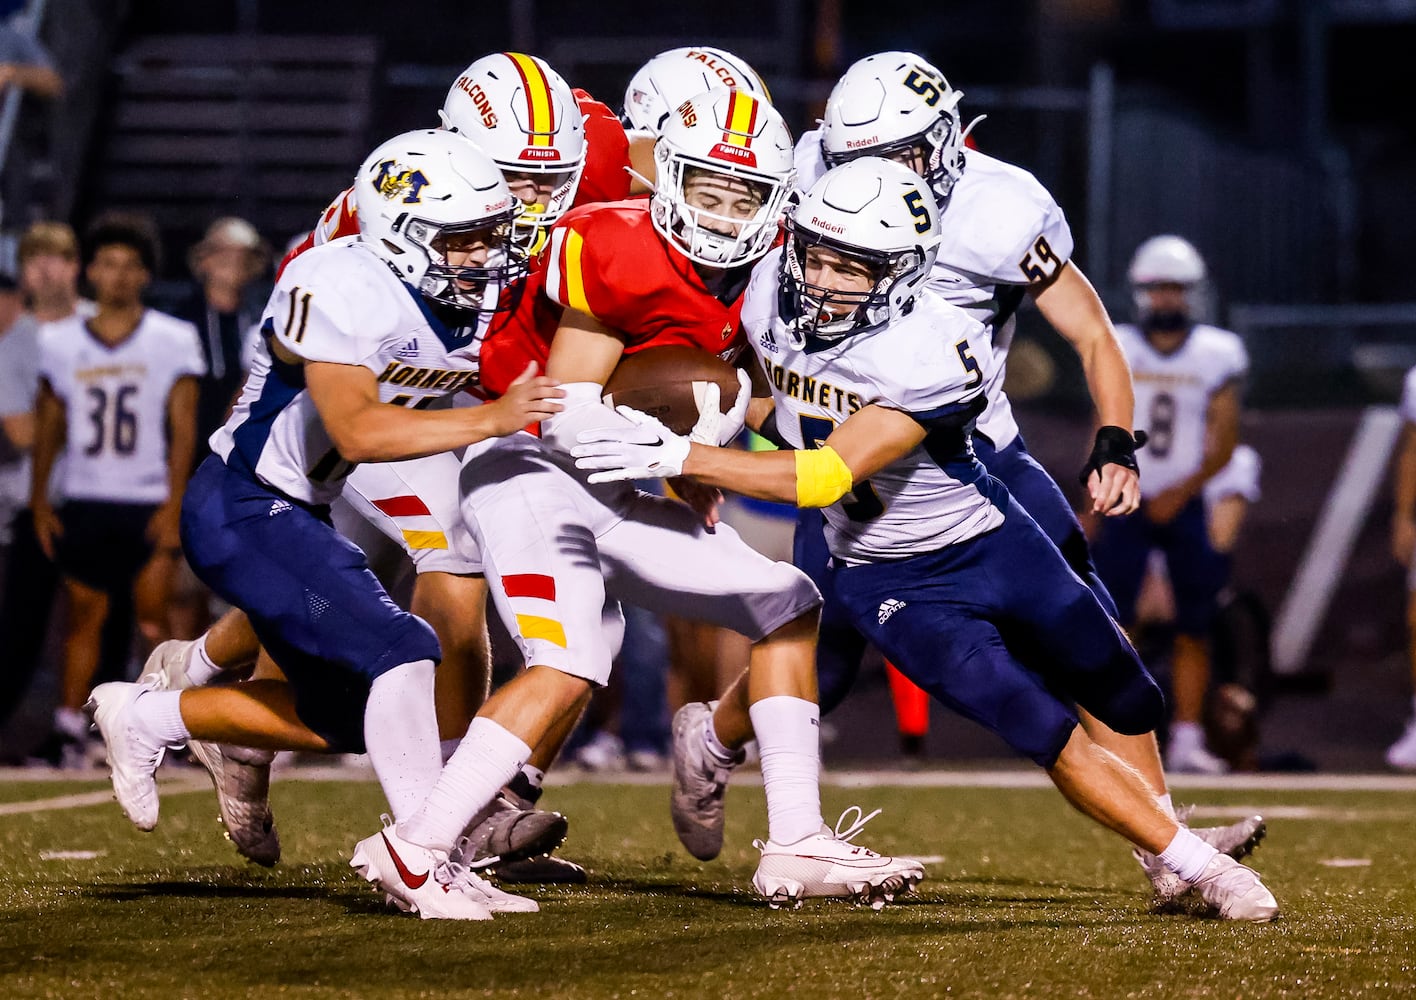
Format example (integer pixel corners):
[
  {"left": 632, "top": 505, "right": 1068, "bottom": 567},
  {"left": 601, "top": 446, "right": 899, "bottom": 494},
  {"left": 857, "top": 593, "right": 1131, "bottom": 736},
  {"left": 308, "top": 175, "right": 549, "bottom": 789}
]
[
  {"left": 29, "top": 405, "right": 62, "bottom": 510},
  {"left": 1076, "top": 330, "right": 1136, "bottom": 431},
  {"left": 683, "top": 444, "right": 800, "bottom": 504},
  {"left": 331, "top": 404, "right": 508, "bottom": 464}
]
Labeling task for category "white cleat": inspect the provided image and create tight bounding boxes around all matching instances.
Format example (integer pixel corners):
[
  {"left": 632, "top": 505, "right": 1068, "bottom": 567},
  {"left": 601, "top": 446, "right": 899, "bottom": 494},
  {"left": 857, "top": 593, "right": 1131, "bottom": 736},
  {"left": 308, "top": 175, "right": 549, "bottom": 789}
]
[
  {"left": 85, "top": 682, "right": 167, "bottom": 832},
  {"left": 187, "top": 739, "right": 280, "bottom": 867},
  {"left": 1134, "top": 808, "right": 1267, "bottom": 908},
  {"left": 349, "top": 818, "right": 493, "bottom": 921},
  {"left": 751, "top": 807, "right": 924, "bottom": 911},
  {"left": 1385, "top": 718, "right": 1416, "bottom": 771},
  {"left": 1189, "top": 854, "right": 1280, "bottom": 922},
  {"left": 137, "top": 639, "right": 198, "bottom": 692},
  {"left": 669, "top": 701, "right": 742, "bottom": 861}
]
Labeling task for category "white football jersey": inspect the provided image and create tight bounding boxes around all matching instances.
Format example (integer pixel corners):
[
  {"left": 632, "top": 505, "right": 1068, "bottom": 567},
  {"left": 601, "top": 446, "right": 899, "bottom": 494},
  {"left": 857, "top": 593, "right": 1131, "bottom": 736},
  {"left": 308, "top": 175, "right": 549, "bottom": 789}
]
[
  {"left": 38, "top": 309, "right": 206, "bottom": 504},
  {"left": 1116, "top": 323, "right": 1248, "bottom": 494},
  {"left": 1400, "top": 366, "right": 1416, "bottom": 425},
  {"left": 743, "top": 249, "right": 1004, "bottom": 564},
  {"left": 795, "top": 133, "right": 1072, "bottom": 450},
  {"left": 211, "top": 238, "right": 485, "bottom": 506}
]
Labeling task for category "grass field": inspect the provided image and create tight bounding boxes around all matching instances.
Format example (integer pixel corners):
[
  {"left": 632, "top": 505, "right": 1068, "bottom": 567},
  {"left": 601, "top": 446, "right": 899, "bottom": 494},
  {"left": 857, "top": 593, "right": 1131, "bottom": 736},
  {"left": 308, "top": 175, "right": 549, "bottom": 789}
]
[{"left": 1, "top": 769, "right": 1414, "bottom": 999}]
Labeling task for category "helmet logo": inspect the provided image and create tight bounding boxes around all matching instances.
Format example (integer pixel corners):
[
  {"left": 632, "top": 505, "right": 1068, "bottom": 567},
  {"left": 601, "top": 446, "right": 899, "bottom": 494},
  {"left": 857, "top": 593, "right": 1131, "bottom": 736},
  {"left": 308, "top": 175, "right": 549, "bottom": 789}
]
[
  {"left": 685, "top": 50, "right": 740, "bottom": 88},
  {"left": 902, "top": 68, "right": 944, "bottom": 107},
  {"left": 518, "top": 147, "right": 562, "bottom": 162},
  {"left": 373, "top": 160, "right": 430, "bottom": 204},
  {"left": 810, "top": 215, "right": 845, "bottom": 235},
  {"left": 676, "top": 99, "right": 698, "bottom": 128},
  {"left": 845, "top": 136, "right": 879, "bottom": 150},
  {"left": 453, "top": 77, "right": 499, "bottom": 128}
]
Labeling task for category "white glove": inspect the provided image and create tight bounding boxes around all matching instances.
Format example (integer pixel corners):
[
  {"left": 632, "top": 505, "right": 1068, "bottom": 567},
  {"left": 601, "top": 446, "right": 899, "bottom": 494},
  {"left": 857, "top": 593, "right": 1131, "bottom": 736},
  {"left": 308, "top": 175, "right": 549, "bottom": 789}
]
[
  {"left": 688, "top": 369, "right": 753, "bottom": 447},
  {"left": 573, "top": 406, "right": 691, "bottom": 483}
]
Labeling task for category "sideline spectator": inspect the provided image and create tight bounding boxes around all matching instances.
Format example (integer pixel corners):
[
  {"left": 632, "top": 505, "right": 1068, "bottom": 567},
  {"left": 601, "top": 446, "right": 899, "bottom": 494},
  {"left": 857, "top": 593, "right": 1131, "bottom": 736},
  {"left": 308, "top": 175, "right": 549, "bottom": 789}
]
[
  {"left": 28, "top": 213, "right": 202, "bottom": 765},
  {"left": 1387, "top": 365, "right": 1416, "bottom": 770}
]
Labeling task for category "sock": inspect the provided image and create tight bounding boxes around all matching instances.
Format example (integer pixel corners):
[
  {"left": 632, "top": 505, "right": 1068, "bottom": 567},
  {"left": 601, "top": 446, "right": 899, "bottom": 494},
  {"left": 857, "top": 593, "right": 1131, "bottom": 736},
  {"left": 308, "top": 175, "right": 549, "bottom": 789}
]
[
  {"left": 1159, "top": 792, "right": 1177, "bottom": 822},
  {"left": 54, "top": 706, "right": 88, "bottom": 741},
  {"left": 138, "top": 691, "right": 191, "bottom": 746},
  {"left": 398, "top": 716, "right": 530, "bottom": 852},
  {"left": 439, "top": 738, "right": 462, "bottom": 764},
  {"left": 748, "top": 695, "right": 824, "bottom": 846},
  {"left": 1158, "top": 826, "right": 1219, "bottom": 882},
  {"left": 703, "top": 708, "right": 741, "bottom": 766},
  {"left": 505, "top": 765, "right": 543, "bottom": 805},
  {"left": 185, "top": 635, "right": 224, "bottom": 687},
  {"left": 363, "top": 660, "right": 444, "bottom": 824},
  {"left": 1170, "top": 720, "right": 1204, "bottom": 747}
]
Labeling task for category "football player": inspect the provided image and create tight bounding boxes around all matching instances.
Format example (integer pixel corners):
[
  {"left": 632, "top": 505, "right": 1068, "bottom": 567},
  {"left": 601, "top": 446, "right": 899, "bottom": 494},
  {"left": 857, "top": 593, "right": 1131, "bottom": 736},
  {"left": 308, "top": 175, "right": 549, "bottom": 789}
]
[
  {"left": 573, "top": 158, "right": 1280, "bottom": 921},
  {"left": 86, "top": 129, "right": 564, "bottom": 920},
  {"left": 371, "top": 89, "right": 925, "bottom": 911},
  {"left": 784, "top": 52, "right": 1265, "bottom": 900},
  {"left": 29, "top": 213, "right": 204, "bottom": 768},
  {"left": 146, "top": 52, "right": 625, "bottom": 877},
  {"left": 1091, "top": 236, "right": 1250, "bottom": 776}
]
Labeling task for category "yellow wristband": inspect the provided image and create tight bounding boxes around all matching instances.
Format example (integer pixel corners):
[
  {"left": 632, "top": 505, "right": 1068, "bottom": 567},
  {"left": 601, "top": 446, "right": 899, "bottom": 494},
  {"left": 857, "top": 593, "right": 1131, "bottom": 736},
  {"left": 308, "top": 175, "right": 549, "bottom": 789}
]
[{"left": 795, "top": 446, "right": 855, "bottom": 508}]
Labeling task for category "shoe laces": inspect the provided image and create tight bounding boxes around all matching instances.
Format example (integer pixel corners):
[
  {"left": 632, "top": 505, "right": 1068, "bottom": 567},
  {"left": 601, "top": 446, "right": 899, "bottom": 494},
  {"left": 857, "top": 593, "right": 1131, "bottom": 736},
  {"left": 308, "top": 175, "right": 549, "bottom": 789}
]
[
  {"left": 450, "top": 834, "right": 501, "bottom": 871},
  {"left": 832, "top": 805, "right": 882, "bottom": 843}
]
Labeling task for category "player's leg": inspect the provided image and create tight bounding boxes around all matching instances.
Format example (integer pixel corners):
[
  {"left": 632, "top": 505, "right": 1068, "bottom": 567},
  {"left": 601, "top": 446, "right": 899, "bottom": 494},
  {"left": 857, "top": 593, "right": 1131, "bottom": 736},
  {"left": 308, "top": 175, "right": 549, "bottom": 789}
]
[
  {"left": 131, "top": 542, "right": 181, "bottom": 651},
  {"left": 50, "top": 575, "right": 109, "bottom": 765},
  {"left": 1162, "top": 499, "right": 1232, "bottom": 774},
  {"left": 1391, "top": 579, "right": 1416, "bottom": 770},
  {"left": 793, "top": 508, "right": 870, "bottom": 714}
]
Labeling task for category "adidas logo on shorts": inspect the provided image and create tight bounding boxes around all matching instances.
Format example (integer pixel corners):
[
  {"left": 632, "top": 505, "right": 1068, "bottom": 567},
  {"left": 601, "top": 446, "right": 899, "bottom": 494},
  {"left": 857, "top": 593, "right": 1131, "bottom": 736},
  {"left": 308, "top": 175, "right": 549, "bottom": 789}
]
[
  {"left": 268, "top": 499, "right": 293, "bottom": 517},
  {"left": 878, "top": 598, "right": 906, "bottom": 625}
]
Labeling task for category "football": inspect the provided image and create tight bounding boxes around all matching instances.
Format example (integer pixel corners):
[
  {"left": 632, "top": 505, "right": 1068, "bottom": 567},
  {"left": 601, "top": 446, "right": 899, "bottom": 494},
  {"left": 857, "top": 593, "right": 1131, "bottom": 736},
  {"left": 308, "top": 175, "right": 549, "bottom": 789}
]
[{"left": 601, "top": 345, "right": 742, "bottom": 436}]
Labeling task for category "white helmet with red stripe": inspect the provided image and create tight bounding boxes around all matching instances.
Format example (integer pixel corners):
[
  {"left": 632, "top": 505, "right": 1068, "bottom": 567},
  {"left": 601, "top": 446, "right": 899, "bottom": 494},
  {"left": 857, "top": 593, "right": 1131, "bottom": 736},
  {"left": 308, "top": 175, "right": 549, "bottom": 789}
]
[
  {"left": 440, "top": 52, "right": 587, "bottom": 247},
  {"left": 622, "top": 46, "right": 770, "bottom": 135},
  {"left": 651, "top": 89, "right": 794, "bottom": 269}
]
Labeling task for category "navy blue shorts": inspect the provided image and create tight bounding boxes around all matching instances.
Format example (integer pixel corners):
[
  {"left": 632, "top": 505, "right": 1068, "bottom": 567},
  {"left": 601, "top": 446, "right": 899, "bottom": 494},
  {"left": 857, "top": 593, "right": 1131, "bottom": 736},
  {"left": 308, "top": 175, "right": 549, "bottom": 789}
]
[
  {"left": 55, "top": 500, "right": 159, "bottom": 592},
  {"left": 796, "top": 431, "right": 1118, "bottom": 713},
  {"left": 1091, "top": 496, "right": 1231, "bottom": 635},
  {"left": 830, "top": 494, "right": 1165, "bottom": 768},
  {"left": 180, "top": 457, "right": 441, "bottom": 751}
]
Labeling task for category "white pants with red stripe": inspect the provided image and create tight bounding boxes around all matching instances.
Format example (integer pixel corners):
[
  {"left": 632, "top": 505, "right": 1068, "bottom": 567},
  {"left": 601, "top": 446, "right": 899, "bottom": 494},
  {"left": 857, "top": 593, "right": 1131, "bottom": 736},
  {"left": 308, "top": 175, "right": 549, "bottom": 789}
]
[
  {"left": 335, "top": 451, "right": 483, "bottom": 590},
  {"left": 458, "top": 433, "right": 821, "bottom": 686}
]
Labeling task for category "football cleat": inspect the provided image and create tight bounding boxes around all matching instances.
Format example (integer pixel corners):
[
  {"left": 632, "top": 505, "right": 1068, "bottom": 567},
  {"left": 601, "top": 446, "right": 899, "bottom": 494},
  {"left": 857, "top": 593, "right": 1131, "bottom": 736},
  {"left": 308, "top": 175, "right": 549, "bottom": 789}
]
[
  {"left": 1189, "top": 854, "right": 1280, "bottom": 922},
  {"left": 751, "top": 807, "right": 924, "bottom": 911},
  {"left": 492, "top": 853, "right": 589, "bottom": 885},
  {"left": 137, "top": 638, "right": 198, "bottom": 691},
  {"left": 669, "top": 701, "right": 743, "bottom": 861},
  {"left": 85, "top": 682, "right": 168, "bottom": 832},
  {"left": 453, "top": 792, "right": 568, "bottom": 867},
  {"left": 187, "top": 739, "right": 280, "bottom": 867},
  {"left": 1133, "top": 808, "right": 1267, "bottom": 909},
  {"left": 350, "top": 817, "right": 494, "bottom": 920}
]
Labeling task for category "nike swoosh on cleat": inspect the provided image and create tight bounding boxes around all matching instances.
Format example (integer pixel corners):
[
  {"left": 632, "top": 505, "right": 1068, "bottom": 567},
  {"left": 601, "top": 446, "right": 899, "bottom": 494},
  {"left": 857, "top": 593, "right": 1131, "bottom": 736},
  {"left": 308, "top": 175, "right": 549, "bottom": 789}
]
[{"left": 381, "top": 833, "right": 429, "bottom": 889}]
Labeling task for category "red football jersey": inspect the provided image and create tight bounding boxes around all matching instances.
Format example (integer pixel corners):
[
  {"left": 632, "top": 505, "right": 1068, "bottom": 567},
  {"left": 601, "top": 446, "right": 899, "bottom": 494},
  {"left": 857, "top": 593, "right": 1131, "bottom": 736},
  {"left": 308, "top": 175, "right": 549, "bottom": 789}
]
[{"left": 478, "top": 201, "right": 748, "bottom": 397}]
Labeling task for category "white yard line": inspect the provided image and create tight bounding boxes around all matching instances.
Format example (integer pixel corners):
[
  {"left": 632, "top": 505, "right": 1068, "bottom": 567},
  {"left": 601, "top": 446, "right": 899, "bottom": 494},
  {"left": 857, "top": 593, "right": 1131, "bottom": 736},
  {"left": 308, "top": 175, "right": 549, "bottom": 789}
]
[{"left": 0, "top": 776, "right": 207, "bottom": 816}]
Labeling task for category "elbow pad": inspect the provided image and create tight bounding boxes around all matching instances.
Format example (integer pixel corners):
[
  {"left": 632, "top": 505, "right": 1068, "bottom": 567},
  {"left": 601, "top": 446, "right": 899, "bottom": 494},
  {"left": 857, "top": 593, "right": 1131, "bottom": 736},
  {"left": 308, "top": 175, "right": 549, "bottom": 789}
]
[{"left": 795, "top": 446, "right": 854, "bottom": 508}]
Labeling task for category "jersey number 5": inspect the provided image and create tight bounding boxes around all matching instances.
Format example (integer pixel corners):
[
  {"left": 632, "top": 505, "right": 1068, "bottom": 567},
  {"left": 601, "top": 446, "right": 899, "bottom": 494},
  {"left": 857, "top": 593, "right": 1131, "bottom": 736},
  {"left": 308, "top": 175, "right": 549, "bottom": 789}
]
[{"left": 798, "top": 414, "right": 885, "bottom": 522}]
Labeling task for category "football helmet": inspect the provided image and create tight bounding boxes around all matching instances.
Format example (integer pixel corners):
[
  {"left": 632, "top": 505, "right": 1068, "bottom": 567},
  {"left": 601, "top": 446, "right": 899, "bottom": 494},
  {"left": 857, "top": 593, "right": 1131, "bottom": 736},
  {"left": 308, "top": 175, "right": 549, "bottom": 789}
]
[
  {"left": 1128, "top": 234, "right": 1207, "bottom": 330},
  {"left": 354, "top": 129, "right": 527, "bottom": 316},
  {"left": 622, "top": 46, "right": 770, "bottom": 135},
  {"left": 650, "top": 89, "right": 794, "bottom": 269},
  {"left": 779, "top": 157, "right": 941, "bottom": 346},
  {"left": 440, "top": 53, "right": 586, "bottom": 250},
  {"left": 819, "top": 51, "right": 980, "bottom": 203}
]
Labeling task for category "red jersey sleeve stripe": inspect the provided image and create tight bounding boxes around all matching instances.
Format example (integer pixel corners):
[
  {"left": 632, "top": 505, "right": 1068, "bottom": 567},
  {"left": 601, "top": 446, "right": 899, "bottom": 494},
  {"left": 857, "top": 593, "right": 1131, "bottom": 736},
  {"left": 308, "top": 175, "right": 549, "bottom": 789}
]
[{"left": 502, "top": 573, "right": 557, "bottom": 601}]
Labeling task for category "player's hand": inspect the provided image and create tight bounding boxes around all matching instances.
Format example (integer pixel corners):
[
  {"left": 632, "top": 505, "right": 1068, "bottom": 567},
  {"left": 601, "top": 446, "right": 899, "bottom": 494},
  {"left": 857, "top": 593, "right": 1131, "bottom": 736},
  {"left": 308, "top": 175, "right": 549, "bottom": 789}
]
[
  {"left": 1394, "top": 517, "right": 1416, "bottom": 568},
  {"left": 1080, "top": 426, "right": 1145, "bottom": 515},
  {"left": 688, "top": 369, "right": 753, "bottom": 447},
  {"left": 669, "top": 475, "right": 723, "bottom": 527},
  {"left": 484, "top": 362, "right": 565, "bottom": 436},
  {"left": 1088, "top": 463, "right": 1141, "bottom": 516},
  {"left": 31, "top": 501, "right": 61, "bottom": 561},
  {"left": 146, "top": 502, "right": 182, "bottom": 551},
  {"left": 572, "top": 406, "right": 690, "bottom": 483},
  {"left": 1144, "top": 485, "right": 1189, "bottom": 525}
]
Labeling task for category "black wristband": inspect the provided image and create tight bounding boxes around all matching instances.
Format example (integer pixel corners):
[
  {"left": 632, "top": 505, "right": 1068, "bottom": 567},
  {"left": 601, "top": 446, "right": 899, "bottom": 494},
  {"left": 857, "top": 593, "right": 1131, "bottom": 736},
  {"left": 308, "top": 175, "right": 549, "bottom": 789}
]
[{"left": 1078, "top": 426, "right": 1148, "bottom": 485}]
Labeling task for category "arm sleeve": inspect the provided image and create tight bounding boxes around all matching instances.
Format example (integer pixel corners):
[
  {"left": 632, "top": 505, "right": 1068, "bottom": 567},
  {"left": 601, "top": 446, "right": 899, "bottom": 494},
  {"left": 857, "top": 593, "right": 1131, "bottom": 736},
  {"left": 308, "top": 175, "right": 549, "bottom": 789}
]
[
  {"left": 1012, "top": 197, "right": 1075, "bottom": 286},
  {"left": 264, "top": 255, "right": 388, "bottom": 368},
  {"left": 172, "top": 321, "right": 209, "bottom": 379},
  {"left": 543, "top": 214, "right": 644, "bottom": 331}
]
